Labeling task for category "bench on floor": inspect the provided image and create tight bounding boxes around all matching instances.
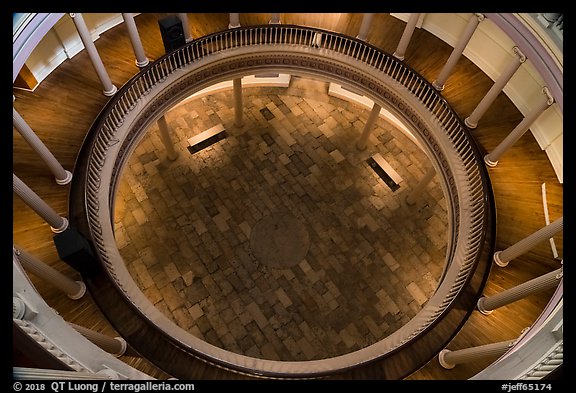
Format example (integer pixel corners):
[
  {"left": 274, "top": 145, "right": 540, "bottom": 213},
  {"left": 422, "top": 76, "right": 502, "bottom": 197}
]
[{"left": 187, "top": 123, "right": 227, "bottom": 154}]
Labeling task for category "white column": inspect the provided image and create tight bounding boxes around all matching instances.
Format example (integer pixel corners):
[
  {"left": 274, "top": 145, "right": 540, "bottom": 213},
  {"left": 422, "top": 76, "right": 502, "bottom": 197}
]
[
  {"left": 484, "top": 87, "right": 554, "bottom": 167},
  {"left": 229, "top": 13, "right": 240, "bottom": 29},
  {"left": 393, "top": 13, "right": 421, "bottom": 60},
  {"left": 356, "top": 102, "right": 381, "bottom": 150},
  {"left": 14, "top": 246, "right": 86, "bottom": 300},
  {"left": 356, "top": 13, "right": 375, "bottom": 41},
  {"left": 438, "top": 338, "right": 518, "bottom": 369},
  {"left": 405, "top": 167, "right": 436, "bottom": 205},
  {"left": 233, "top": 78, "right": 244, "bottom": 127},
  {"left": 70, "top": 13, "right": 117, "bottom": 96},
  {"left": 178, "top": 13, "right": 193, "bottom": 42},
  {"left": 157, "top": 115, "right": 179, "bottom": 161},
  {"left": 269, "top": 13, "right": 281, "bottom": 24},
  {"left": 477, "top": 267, "right": 562, "bottom": 314},
  {"left": 69, "top": 323, "right": 127, "bottom": 357},
  {"left": 465, "top": 46, "right": 526, "bottom": 128},
  {"left": 121, "top": 13, "right": 149, "bottom": 68},
  {"left": 432, "top": 13, "right": 484, "bottom": 91},
  {"left": 493, "top": 216, "right": 563, "bottom": 267},
  {"left": 13, "top": 108, "right": 72, "bottom": 185},
  {"left": 13, "top": 173, "right": 69, "bottom": 233}
]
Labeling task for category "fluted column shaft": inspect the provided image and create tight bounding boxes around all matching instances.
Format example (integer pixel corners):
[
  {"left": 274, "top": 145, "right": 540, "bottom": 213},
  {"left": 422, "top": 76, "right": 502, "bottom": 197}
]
[
  {"left": 121, "top": 13, "right": 149, "bottom": 68},
  {"left": 477, "top": 267, "right": 562, "bottom": 314},
  {"left": 406, "top": 167, "right": 436, "bottom": 205},
  {"left": 356, "top": 13, "right": 375, "bottom": 41},
  {"left": 14, "top": 246, "right": 86, "bottom": 300},
  {"left": 393, "top": 13, "right": 421, "bottom": 60},
  {"left": 484, "top": 88, "right": 554, "bottom": 166},
  {"left": 465, "top": 46, "right": 526, "bottom": 128},
  {"left": 233, "top": 78, "right": 244, "bottom": 127},
  {"left": 69, "top": 323, "right": 127, "bottom": 357},
  {"left": 70, "top": 13, "right": 117, "bottom": 96},
  {"left": 157, "top": 115, "right": 179, "bottom": 161},
  {"left": 13, "top": 108, "right": 72, "bottom": 185},
  {"left": 269, "top": 13, "right": 281, "bottom": 24},
  {"left": 433, "top": 13, "right": 484, "bottom": 90},
  {"left": 493, "top": 216, "right": 563, "bottom": 267},
  {"left": 229, "top": 13, "right": 240, "bottom": 29},
  {"left": 13, "top": 173, "right": 68, "bottom": 233},
  {"left": 178, "top": 13, "right": 193, "bottom": 42},
  {"left": 439, "top": 339, "right": 517, "bottom": 369},
  {"left": 356, "top": 102, "right": 381, "bottom": 150}
]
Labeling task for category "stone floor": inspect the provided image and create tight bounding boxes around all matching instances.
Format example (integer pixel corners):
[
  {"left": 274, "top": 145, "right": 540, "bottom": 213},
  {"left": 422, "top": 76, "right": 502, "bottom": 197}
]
[{"left": 113, "top": 76, "right": 449, "bottom": 362}]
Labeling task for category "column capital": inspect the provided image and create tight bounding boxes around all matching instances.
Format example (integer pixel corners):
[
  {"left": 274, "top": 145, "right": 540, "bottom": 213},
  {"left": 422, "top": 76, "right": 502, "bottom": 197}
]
[
  {"left": 512, "top": 46, "right": 527, "bottom": 63},
  {"left": 474, "top": 13, "right": 485, "bottom": 22}
]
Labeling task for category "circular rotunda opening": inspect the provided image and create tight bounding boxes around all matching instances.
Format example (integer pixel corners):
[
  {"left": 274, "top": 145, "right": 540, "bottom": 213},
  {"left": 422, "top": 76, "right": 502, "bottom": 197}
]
[{"left": 112, "top": 75, "right": 449, "bottom": 362}]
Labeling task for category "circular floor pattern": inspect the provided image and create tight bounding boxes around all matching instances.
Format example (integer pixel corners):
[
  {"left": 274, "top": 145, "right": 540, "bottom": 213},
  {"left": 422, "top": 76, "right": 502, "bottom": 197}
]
[{"left": 250, "top": 212, "right": 310, "bottom": 269}]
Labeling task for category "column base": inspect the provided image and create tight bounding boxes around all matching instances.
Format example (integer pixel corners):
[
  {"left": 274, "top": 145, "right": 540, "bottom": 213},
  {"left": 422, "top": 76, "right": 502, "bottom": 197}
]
[
  {"left": 464, "top": 117, "right": 478, "bottom": 129},
  {"left": 432, "top": 80, "right": 445, "bottom": 91},
  {"left": 167, "top": 151, "right": 179, "bottom": 161},
  {"left": 50, "top": 217, "right": 69, "bottom": 234},
  {"left": 356, "top": 35, "right": 367, "bottom": 42},
  {"left": 135, "top": 58, "right": 150, "bottom": 68},
  {"left": 438, "top": 349, "right": 455, "bottom": 369},
  {"left": 493, "top": 251, "right": 509, "bottom": 267},
  {"left": 392, "top": 52, "right": 405, "bottom": 61},
  {"left": 476, "top": 297, "right": 493, "bottom": 315},
  {"left": 229, "top": 23, "right": 241, "bottom": 29},
  {"left": 103, "top": 85, "right": 118, "bottom": 97},
  {"left": 484, "top": 155, "right": 498, "bottom": 167},
  {"left": 55, "top": 170, "right": 73, "bottom": 186},
  {"left": 67, "top": 281, "right": 87, "bottom": 300},
  {"left": 112, "top": 337, "right": 128, "bottom": 357},
  {"left": 356, "top": 142, "right": 367, "bottom": 151}
]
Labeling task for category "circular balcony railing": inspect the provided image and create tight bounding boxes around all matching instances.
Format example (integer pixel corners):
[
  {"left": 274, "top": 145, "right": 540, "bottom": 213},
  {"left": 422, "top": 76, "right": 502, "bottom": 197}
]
[{"left": 67, "top": 24, "right": 494, "bottom": 379}]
